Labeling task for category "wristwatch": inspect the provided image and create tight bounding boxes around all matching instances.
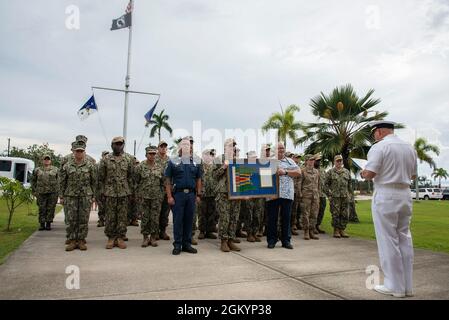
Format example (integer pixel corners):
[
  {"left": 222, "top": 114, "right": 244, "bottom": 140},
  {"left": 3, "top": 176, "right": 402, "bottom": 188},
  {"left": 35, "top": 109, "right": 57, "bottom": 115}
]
[{"left": 284, "top": 171, "right": 289, "bottom": 176}]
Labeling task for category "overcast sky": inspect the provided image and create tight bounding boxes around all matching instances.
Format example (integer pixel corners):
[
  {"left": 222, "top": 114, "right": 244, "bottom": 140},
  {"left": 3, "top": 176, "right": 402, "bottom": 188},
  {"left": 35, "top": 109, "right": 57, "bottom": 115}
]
[{"left": 1, "top": 0, "right": 448, "bottom": 183}]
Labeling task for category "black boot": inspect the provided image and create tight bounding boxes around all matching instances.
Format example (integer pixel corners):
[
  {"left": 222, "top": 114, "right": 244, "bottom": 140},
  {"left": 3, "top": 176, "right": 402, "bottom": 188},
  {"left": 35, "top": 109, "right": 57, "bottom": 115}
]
[
  {"left": 45, "top": 222, "right": 52, "bottom": 231},
  {"left": 39, "top": 223, "right": 45, "bottom": 231}
]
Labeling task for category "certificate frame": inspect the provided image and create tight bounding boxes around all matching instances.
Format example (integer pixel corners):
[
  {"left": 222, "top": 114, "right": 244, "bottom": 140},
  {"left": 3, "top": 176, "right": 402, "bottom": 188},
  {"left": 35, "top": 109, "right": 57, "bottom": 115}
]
[{"left": 227, "top": 159, "right": 279, "bottom": 200}]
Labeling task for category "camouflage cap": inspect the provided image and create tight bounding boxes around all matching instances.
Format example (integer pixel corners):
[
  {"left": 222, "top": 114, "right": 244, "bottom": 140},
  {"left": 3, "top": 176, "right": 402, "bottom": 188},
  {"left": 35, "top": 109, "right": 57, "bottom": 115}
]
[
  {"left": 76, "top": 135, "right": 88, "bottom": 144},
  {"left": 72, "top": 141, "right": 86, "bottom": 151},
  {"left": 334, "top": 154, "right": 343, "bottom": 161},
  {"left": 304, "top": 154, "right": 315, "bottom": 161},
  {"left": 246, "top": 151, "right": 257, "bottom": 158},
  {"left": 262, "top": 143, "right": 271, "bottom": 150},
  {"left": 111, "top": 136, "right": 125, "bottom": 144},
  {"left": 101, "top": 151, "right": 110, "bottom": 157},
  {"left": 42, "top": 154, "right": 51, "bottom": 160},
  {"left": 183, "top": 136, "right": 194, "bottom": 143},
  {"left": 158, "top": 140, "right": 168, "bottom": 147},
  {"left": 224, "top": 138, "right": 236, "bottom": 146},
  {"left": 145, "top": 145, "right": 158, "bottom": 154},
  {"left": 314, "top": 152, "right": 322, "bottom": 160},
  {"left": 285, "top": 151, "right": 293, "bottom": 158},
  {"left": 292, "top": 153, "right": 301, "bottom": 159}
]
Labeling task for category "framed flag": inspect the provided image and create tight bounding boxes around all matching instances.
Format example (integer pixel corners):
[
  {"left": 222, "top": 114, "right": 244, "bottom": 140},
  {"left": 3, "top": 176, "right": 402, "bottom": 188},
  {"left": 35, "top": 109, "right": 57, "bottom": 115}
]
[{"left": 227, "top": 159, "right": 279, "bottom": 200}]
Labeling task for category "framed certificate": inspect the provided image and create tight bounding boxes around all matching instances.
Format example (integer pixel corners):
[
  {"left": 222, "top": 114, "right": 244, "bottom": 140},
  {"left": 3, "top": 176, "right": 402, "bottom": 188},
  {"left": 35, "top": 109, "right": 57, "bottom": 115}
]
[{"left": 227, "top": 159, "right": 279, "bottom": 200}]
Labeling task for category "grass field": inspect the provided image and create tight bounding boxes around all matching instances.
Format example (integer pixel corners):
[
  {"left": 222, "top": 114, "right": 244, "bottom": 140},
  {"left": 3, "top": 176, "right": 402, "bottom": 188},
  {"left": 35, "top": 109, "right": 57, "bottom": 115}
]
[
  {"left": 0, "top": 199, "right": 62, "bottom": 265},
  {"left": 321, "top": 200, "right": 449, "bottom": 254}
]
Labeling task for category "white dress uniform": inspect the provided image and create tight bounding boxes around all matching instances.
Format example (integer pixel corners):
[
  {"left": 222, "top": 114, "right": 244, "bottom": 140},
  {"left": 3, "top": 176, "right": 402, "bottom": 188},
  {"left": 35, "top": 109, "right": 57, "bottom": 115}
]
[{"left": 365, "top": 131, "right": 417, "bottom": 296}]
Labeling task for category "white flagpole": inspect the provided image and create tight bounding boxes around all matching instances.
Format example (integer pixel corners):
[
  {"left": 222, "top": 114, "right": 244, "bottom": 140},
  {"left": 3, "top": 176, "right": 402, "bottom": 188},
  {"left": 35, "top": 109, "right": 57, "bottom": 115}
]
[{"left": 123, "top": 0, "right": 134, "bottom": 149}]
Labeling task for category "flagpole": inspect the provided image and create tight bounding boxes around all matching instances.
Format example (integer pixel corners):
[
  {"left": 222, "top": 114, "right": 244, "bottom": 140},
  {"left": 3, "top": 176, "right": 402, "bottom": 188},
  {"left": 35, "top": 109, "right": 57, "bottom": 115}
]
[{"left": 123, "top": 0, "right": 134, "bottom": 149}]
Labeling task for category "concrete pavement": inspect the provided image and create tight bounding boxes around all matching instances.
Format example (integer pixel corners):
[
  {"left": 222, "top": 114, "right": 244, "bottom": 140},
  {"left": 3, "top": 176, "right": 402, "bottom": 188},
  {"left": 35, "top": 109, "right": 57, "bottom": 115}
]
[{"left": 0, "top": 210, "right": 448, "bottom": 300}]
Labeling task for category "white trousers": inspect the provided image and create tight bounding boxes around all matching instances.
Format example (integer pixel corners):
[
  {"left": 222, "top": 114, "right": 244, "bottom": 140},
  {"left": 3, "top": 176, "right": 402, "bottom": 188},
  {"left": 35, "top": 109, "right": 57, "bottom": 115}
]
[{"left": 372, "top": 184, "right": 414, "bottom": 294}]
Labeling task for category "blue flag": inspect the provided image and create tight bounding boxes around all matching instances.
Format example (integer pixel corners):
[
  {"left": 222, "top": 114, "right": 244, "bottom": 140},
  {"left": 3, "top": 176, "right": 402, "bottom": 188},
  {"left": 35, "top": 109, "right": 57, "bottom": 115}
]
[
  {"left": 144, "top": 98, "right": 159, "bottom": 126},
  {"left": 78, "top": 95, "right": 98, "bottom": 121}
]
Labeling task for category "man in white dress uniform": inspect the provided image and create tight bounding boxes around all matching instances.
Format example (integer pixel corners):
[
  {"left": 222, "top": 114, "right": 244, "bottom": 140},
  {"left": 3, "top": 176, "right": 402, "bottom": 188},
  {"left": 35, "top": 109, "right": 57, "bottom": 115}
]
[{"left": 361, "top": 120, "right": 417, "bottom": 298}]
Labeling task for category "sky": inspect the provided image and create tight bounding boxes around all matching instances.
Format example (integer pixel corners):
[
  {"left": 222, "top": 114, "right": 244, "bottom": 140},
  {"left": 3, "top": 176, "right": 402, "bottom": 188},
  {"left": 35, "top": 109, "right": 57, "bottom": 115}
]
[{"left": 1, "top": 0, "right": 448, "bottom": 184}]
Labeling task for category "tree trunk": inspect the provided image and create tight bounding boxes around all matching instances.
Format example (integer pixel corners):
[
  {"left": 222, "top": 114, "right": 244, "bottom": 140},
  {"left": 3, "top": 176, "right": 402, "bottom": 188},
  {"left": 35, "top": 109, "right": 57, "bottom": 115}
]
[
  {"left": 6, "top": 200, "right": 14, "bottom": 232},
  {"left": 158, "top": 129, "right": 161, "bottom": 144}
]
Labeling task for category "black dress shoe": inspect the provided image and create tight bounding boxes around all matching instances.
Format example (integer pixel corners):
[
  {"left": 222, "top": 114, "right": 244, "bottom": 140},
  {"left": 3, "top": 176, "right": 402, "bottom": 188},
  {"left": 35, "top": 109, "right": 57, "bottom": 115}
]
[
  {"left": 39, "top": 223, "right": 46, "bottom": 231},
  {"left": 282, "top": 243, "right": 293, "bottom": 249},
  {"left": 172, "top": 248, "right": 181, "bottom": 255},
  {"left": 182, "top": 246, "right": 198, "bottom": 254},
  {"left": 267, "top": 243, "right": 275, "bottom": 249},
  {"left": 45, "top": 222, "right": 52, "bottom": 231}
]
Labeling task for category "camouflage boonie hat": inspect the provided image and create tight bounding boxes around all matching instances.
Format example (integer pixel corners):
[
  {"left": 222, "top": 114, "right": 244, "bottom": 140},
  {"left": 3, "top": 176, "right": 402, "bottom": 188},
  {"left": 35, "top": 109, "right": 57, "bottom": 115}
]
[
  {"left": 145, "top": 145, "right": 158, "bottom": 154},
  {"left": 76, "top": 135, "right": 88, "bottom": 144},
  {"left": 111, "top": 136, "right": 125, "bottom": 144}
]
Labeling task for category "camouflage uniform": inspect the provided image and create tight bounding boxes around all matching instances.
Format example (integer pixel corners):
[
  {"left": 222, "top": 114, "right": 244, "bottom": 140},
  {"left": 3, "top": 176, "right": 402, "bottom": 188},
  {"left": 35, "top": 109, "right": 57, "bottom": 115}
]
[
  {"left": 98, "top": 152, "right": 135, "bottom": 240},
  {"left": 61, "top": 153, "right": 96, "bottom": 168},
  {"left": 298, "top": 166, "right": 320, "bottom": 232},
  {"left": 324, "top": 167, "right": 352, "bottom": 231},
  {"left": 125, "top": 153, "right": 139, "bottom": 225},
  {"left": 242, "top": 198, "right": 264, "bottom": 236},
  {"left": 59, "top": 159, "right": 97, "bottom": 241},
  {"left": 291, "top": 174, "right": 302, "bottom": 230},
  {"left": 197, "top": 160, "right": 217, "bottom": 235},
  {"left": 317, "top": 167, "right": 327, "bottom": 228},
  {"left": 31, "top": 166, "right": 59, "bottom": 224},
  {"left": 135, "top": 160, "right": 165, "bottom": 237},
  {"left": 155, "top": 154, "right": 170, "bottom": 237},
  {"left": 214, "top": 158, "right": 241, "bottom": 241}
]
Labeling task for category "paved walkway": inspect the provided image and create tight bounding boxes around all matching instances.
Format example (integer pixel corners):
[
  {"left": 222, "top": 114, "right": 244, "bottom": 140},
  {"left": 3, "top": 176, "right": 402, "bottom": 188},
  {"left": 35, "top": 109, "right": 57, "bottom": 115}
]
[{"left": 0, "top": 210, "right": 448, "bottom": 300}]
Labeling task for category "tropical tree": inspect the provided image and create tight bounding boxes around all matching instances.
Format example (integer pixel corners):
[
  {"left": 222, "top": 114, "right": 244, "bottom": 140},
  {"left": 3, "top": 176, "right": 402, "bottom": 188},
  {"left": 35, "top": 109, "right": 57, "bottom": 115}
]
[
  {"left": 414, "top": 138, "right": 440, "bottom": 198},
  {"left": 432, "top": 168, "right": 448, "bottom": 188},
  {"left": 296, "top": 84, "right": 392, "bottom": 222},
  {"left": 147, "top": 109, "right": 173, "bottom": 143},
  {"left": 262, "top": 104, "right": 301, "bottom": 146},
  {"left": 2, "top": 144, "right": 63, "bottom": 168}
]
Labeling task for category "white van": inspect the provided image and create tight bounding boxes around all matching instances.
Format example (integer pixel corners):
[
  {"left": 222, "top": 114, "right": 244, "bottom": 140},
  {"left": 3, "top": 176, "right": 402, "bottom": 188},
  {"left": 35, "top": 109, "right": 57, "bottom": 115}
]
[{"left": 0, "top": 157, "right": 35, "bottom": 188}]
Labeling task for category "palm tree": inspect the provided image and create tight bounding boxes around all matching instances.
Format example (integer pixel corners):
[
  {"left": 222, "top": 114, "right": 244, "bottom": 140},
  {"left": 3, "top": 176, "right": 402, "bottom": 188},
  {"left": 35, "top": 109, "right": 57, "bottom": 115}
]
[
  {"left": 414, "top": 138, "right": 440, "bottom": 198},
  {"left": 262, "top": 104, "right": 301, "bottom": 146},
  {"left": 148, "top": 109, "right": 173, "bottom": 143},
  {"left": 431, "top": 168, "right": 448, "bottom": 189},
  {"left": 296, "top": 84, "right": 392, "bottom": 222}
]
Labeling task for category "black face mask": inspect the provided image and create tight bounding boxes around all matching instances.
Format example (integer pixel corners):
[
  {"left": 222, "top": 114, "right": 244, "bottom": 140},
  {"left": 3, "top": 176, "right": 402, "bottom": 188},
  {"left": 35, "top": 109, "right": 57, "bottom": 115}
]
[{"left": 112, "top": 143, "right": 124, "bottom": 155}]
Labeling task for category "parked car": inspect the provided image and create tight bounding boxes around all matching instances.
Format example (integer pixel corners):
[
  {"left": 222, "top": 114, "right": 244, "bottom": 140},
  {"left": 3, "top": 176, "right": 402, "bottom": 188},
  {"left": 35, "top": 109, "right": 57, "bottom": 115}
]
[
  {"left": 443, "top": 189, "right": 449, "bottom": 200},
  {"left": 411, "top": 188, "right": 443, "bottom": 200}
]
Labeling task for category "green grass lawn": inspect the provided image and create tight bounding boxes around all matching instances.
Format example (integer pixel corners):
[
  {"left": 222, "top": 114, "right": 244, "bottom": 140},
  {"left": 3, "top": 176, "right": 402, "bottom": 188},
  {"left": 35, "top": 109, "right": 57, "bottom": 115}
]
[
  {"left": 321, "top": 200, "right": 449, "bottom": 254},
  {"left": 0, "top": 199, "right": 62, "bottom": 265}
]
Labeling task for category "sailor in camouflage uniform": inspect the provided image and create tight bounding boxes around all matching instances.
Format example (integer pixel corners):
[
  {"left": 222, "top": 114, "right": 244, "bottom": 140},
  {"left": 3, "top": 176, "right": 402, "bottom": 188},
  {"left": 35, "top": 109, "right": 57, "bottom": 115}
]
[
  {"left": 298, "top": 154, "right": 320, "bottom": 240},
  {"left": 59, "top": 141, "right": 97, "bottom": 251},
  {"left": 155, "top": 140, "right": 171, "bottom": 241},
  {"left": 197, "top": 149, "right": 218, "bottom": 240},
  {"left": 60, "top": 135, "right": 96, "bottom": 168},
  {"left": 324, "top": 155, "right": 352, "bottom": 238},
  {"left": 214, "top": 138, "right": 242, "bottom": 252},
  {"left": 96, "top": 151, "right": 109, "bottom": 227},
  {"left": 98, "top": 137, "right": 135, "bottom": 250},
  {"left": 31, "top": 154, "right": 59, "bottom": 231},
  {"left": 314, "top": 153, "right": 327, "bottom": 234},
  {"left": 135, "top": 146, "right": 165, "bottom": 248}
]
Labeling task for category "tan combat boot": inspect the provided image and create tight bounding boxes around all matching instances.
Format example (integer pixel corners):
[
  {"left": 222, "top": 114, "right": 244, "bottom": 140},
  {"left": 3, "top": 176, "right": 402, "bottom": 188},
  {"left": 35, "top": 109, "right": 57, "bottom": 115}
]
[
  {"left": 228, "top": 240, "right": 241, "bottom": 251},
  {"left": 247, "top": 234, "right": 256, "bottom": 242},
  {"left": 291, "top": 229, "right": 299, "bottom": 236},
  {"left": 106, "top": 238, "right": 115, "bottom": 249},
  {"left": 304, "top": 229, "right": 310, "bottom": 240},
  {"left": 150, "top": 234, "right": 158, "bottom": 247},
  {"left": 65, "top": 239, "right": 71, "bottom": 245},
  {"left": 160, "top": 231, "right": 170, "bottom": 241},
  {"left": 254, "top": 235, "right": 262, "bottom": 242},
  {"left": 220, "top": 239, "right": 230, "bottom": 252},
  {"left": 65, "top": 240, "right": 78, "bottom": 252},
  {"left": 78, "top": 240, "right": 87, "bottom": 251},
  {"left": 231, "top": 238, "right": 241, "bottom": 243},
  {"left": 309, "top": 229, "right": 319, "bottom": 240},
  {"left": 191, "top": 238, "right": 198, "bottom": 245},
  {"left": 198, "top": 232, "right": 205, "bottom": 240},
  {"left": 141, "top": 236, "right": 150, "bottom": 248},
  {"left": 339, "top": 229, "right": 350, "bottom": 238},
  {"left": 333, "top": 228, "right": 341, "bottom": 238},
  {"left": 116, "top": 238, "right": 127, "bottom": 249}
]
